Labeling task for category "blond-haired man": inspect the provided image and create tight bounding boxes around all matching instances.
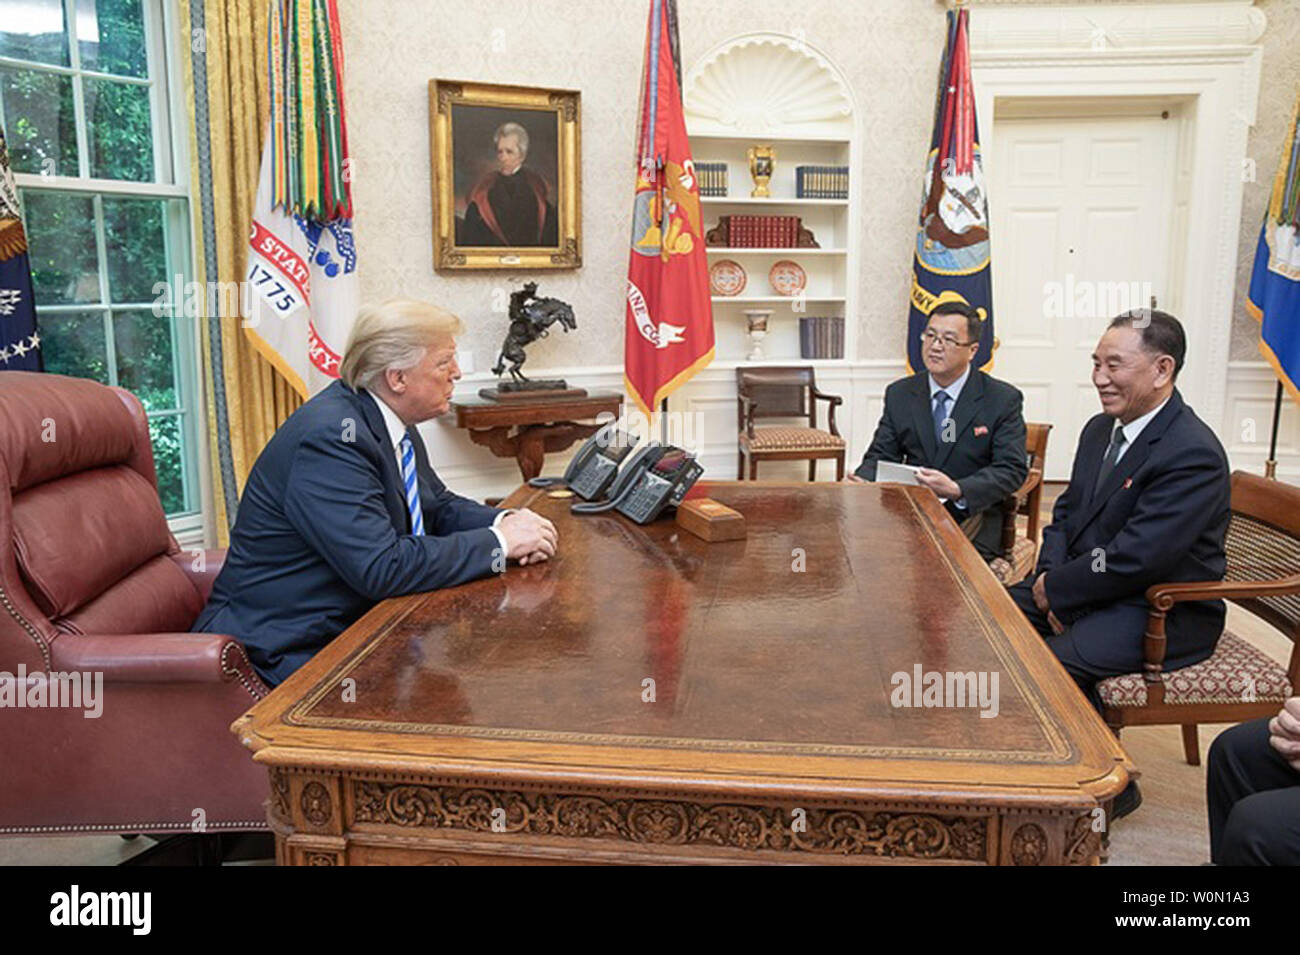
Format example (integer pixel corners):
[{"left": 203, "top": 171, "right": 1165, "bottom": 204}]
[{"left": 194, "top": 300, "right": 557, "bottom": 685}]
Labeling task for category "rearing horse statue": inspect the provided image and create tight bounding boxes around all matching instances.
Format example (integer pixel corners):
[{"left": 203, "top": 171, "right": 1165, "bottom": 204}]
[{"left": 492, "top": 282, "right": 577, "bottom": 385}]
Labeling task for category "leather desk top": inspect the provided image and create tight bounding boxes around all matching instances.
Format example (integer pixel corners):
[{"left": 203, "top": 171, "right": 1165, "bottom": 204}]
[{"left": 235, "top": 482, "right": 1132, "bottom": 810}]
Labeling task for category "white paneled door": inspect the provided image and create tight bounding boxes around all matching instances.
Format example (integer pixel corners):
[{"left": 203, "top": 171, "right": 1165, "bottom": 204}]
[{"left": 989, "top": 108, "right": 1179, "bottom": 479}]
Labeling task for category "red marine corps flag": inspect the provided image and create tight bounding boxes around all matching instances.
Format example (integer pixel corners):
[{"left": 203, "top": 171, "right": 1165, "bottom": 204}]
[{"left": 624, "top": 0, "right": 714, "bottom": 416}]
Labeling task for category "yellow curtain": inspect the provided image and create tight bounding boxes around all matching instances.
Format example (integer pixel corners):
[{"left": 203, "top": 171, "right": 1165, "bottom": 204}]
[{"left": 179, "top": 0, "right": 303, "bottom": 545}]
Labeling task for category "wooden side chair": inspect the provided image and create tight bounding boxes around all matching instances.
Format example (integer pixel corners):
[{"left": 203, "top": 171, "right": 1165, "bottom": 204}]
[
  {"left": 1097, "top": 471, "right": 1300, "bottom": 765},
  {"left": 988, "top": 422, "right": 1052, "bottom": 586},
  {"left": 736, "top": 366, "right": 845, "bottom": 482}
]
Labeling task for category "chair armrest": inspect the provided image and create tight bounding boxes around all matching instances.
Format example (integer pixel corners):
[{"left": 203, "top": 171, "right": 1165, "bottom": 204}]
[
  {"left": 1003, "top": 468, "right": 1042, "bottom": 512},
  {"left": 1146, "top": 574, "right": 1300, "bottom": 610},
  {"left": 49, "top": 631, "right": 268, "bottom": 692},
  {"left": 1139, "top": 573, "right": 1300, "bottom": 680},
  {"left": 738, "top": 395, "right": 758, "bottom": 439},
  {"left": 169, "top": 549, "right": 226, "bottom": 603},
  {"left": 810, "top": 387, "right": 843, "bottom": 436}
]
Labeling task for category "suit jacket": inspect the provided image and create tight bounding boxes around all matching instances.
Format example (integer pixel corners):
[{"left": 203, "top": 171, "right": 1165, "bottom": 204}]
[
  {"left": 855, "top": 369, "right": 1028, "bottom": 558},
  {"left": 1037, "top": 388, "right": 1230, "bottom": 667},
  {"left": 193, "top": 380, "right": 501, "bottom": 685}
]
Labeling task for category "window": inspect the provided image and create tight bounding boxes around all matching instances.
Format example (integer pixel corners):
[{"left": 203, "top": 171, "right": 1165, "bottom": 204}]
[{"left": 1, "top": 0, "right": 200, "bottom": 524}]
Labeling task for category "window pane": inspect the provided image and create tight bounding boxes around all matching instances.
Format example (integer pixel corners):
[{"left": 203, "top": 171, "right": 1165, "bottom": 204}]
[
  {"left": 103, "top": 195, "right": 169, "bottom": 303},
  {"left": 22, "top": 191, "right": 100, "bottom": 305},
  {"left": 84, "top": 76, "right": 153, "bottom": 181},
  {"left": 113, "top": 309, "right": 176, "bottom": 410},
  {"left": 148, "top": 414, "right": 186, "bottom": 515},
  {"left": 0, "top": 0, "right": 70, "bottom": 67},
  {"left": 37, "top": 310, "right": 109, "bottom": 381},
  {"left": 0, "top": 67, "right": 77, "bottom": 176},
  {"left": 76, "top": 0, "right": 148, "bottom": 79}
]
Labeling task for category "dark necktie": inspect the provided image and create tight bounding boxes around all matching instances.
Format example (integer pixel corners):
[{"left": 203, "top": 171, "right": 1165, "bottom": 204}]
[
  {"left": 1093, "top": 425, "right": 1128, "bottom": 500},
  {"left": 932, "top": 390, "right": 951, "bottom": 447}
]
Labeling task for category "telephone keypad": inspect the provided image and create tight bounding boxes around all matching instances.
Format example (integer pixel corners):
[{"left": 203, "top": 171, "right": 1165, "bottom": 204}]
[{"left": 569, "top": 454, "right": 618, "bottom": 500}]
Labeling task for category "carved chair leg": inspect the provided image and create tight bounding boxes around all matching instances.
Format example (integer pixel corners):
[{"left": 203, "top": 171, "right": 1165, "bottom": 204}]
[
  {"left": 737, "top": 449, "right": 745, "bottom": 481},
  {"left": 808, "top": 459, "right": 817, "bottom": 482},
  {"left": 836, "top": 454, "right": 845, "bottom": 482},
  {"left": 1181, "top": 724, "right": 1201, "bottom": 766},
  {"left": 749, "top": 457, "right": 758, "bottom": 481}
]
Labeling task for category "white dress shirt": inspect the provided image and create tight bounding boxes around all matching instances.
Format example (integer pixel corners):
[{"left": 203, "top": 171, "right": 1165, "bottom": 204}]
[
  {"left": 366, "top": 391, "right": 509, "bottom": 554},
  {"left": 1109, "top": 395, "right": 1171, "bottom": 464},
  {"left": 928, "top": 364, "right": 970, "bottom": 408}
]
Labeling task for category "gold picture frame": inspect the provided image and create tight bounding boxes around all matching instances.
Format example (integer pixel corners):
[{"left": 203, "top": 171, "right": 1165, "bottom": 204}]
[{"left": 429, "top": 79, "right": 581, "bottom": 271}]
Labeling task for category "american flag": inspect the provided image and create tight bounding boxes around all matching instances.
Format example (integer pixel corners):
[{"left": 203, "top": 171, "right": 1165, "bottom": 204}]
[{"left": 0, "top": 125, "right": 40, "bottom": 372}]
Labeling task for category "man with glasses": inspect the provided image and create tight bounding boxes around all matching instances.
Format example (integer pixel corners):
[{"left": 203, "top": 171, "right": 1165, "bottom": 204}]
[{"left": 849, "top": 299, "right": 1027, "bottom": 561}]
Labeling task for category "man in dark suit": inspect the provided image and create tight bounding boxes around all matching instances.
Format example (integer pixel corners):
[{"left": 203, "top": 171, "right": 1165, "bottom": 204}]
[
  {"left": 1206, "top": 698, "right": 1300, "bottom": 865},
  {"left": 1009, "top": 310, "right": 1230, "bottom": 818},
  {"left": 193, "top": 300, "right": 557, "bottom": 686},
  {"left": 850, "top": 300, "right": 1028, "bottom": 560}
]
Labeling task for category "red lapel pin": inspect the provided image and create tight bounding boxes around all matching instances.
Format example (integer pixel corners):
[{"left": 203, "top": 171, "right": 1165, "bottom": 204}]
[
  {"left": 973, "top": 425, "right": 988, "bottom": 436},
  {"left": 1123, "top": 478, "right": 1133, "bottom": 489}
]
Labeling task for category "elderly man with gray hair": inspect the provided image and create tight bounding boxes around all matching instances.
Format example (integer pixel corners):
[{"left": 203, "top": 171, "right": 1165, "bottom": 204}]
[
  {"left": 193, "top": 299, "right": 557, "bottom": 686},
  {"left": 458, "top": 120, "right": 558, "bottom": 247}
]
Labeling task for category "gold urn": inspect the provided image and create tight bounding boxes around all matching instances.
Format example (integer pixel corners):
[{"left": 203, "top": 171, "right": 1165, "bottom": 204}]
[{"left": 748, "top": 145, "right": 775, "bottom": 198}]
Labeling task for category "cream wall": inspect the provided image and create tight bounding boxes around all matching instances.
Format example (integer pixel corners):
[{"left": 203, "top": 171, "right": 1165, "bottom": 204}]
[
  {"left": 338, "top": 0, "right": 942, "bottom": 371},
  {"left": 339, "top": 0, "right": 1298, "bottom": 371},
  {"left": 334, "top": 0, "right": 1299, "bottom": 495}
]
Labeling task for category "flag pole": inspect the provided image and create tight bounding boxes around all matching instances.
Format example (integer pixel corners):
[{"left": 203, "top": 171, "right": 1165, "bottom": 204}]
[{"left": 1265, "top": 380, "right": 1282, "bottom": 479}]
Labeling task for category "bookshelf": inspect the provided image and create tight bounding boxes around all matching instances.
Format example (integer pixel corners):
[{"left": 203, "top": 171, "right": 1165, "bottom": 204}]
[{"left": 683, "top": 33, "right": 859, "bottom": 365}]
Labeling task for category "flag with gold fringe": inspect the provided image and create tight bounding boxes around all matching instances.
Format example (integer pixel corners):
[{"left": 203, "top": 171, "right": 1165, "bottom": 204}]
[
  {"left": 1247, "top": 87, "right": 1300, "bottom": 403},
  {"left": 624, "top": 0, "right": 714, "bottom": 417},
  {"left": 244, "top": 0, "right": 357, "bottom": 396},
  {"left": 908, "top": 7, "right": 994, "bottom": 373}
]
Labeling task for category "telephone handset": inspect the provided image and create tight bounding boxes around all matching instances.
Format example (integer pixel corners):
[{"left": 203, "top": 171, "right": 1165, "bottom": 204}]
[
  {"left": 571, "top": 443, "right": 703, "bottom": 524},
  {"left": 528, "top": 422, "right": 635, "bottom": 501}
]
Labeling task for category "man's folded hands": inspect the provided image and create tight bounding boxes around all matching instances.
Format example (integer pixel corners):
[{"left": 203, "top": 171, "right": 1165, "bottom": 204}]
[{"left": 498, "top": 508, "right": 559, "bottom": 565}]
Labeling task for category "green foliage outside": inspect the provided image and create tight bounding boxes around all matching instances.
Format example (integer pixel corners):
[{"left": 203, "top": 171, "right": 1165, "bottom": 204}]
[{"left": 3, "top": 2, "right": 190, "bottom": 515}]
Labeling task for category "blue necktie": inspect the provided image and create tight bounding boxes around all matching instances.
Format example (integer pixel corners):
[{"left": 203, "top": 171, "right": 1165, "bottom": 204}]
[
  {"left": 932, "top": 390, "right": 951, "bottom": 447},
  {"left": 399, "top": 434, "right": 424, "bottom": 536}
]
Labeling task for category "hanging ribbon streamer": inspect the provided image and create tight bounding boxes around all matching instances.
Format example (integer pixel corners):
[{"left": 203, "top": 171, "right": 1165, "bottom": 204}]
[{"left": 266, "top": 0, "right": 352, "bottom": 221}]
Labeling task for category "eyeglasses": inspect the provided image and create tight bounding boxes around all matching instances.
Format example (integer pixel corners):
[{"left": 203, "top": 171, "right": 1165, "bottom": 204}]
[{"left": 920, "top": 331, "right": 977, "bottom": 349}]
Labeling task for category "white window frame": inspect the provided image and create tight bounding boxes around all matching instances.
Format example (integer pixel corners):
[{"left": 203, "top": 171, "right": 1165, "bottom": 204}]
[{"left": 2, "top": 0, "right": 206, "bottom": 543}]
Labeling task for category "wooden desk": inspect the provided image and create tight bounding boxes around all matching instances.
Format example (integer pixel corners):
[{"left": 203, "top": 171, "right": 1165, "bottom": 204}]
[
  {"left": 233, "top": 482, "right": 1133, "bottom": 866},
  {"left": 449, "top": 390, "right": 623, "bottom": 481}
]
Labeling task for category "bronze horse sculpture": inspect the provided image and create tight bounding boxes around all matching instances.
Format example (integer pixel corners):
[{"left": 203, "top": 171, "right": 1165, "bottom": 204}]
[{"left": 492, "top": 282, "right": 577, "bottom": 387}]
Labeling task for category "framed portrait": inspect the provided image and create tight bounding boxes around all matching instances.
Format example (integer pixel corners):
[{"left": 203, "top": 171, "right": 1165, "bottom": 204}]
[{"left": 429, "top": 79, "right": 581, "bottom": 271}]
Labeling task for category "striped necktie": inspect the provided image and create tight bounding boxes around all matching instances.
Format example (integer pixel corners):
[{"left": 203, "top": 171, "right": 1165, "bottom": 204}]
[
  {"left": 932, "top": 390, "right": 951, "bottom": 446},
  {"left": 399, "top": 434, "right": 424, "bottom": 536}
]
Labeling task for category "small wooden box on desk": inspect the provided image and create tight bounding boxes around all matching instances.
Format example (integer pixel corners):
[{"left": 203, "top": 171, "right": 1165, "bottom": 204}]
[{"left": 675, "top": 497, "right": 747, "bottom": 541}]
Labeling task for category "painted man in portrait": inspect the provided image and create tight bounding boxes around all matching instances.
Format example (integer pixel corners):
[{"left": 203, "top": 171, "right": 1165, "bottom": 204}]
[{"left": 458, "top": 121, "right": 558, "bottom": 247}]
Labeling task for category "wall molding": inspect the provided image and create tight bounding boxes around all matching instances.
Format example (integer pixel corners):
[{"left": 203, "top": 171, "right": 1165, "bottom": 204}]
[
  {"left": 967, "top": 1, "right": 1266, "bottom": 54},
  {"left": 1222, "top": 360, "right": 1300, "bottom": 481},
  {"left": 427, "top": 359, "right": 1298, "bottom": 503},
  {"left": 971, "top": 1, "right": 1264, "bottom": 443}
]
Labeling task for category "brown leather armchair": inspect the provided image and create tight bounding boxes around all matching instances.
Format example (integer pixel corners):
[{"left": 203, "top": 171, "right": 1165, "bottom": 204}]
[{"left": 0, "top": 372, "right": 269, "bottom": 836}]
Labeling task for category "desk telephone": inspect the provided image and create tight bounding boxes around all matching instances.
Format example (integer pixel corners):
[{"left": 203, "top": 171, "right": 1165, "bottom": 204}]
[
  {"left": 530, "top": 426, "right": 701, "bottom": 523},
  {"left": 528, "top": 422, "right": 634, "bottom": 500},
  {"left": 571, "top": 442, "right": 702, "bottom": 524}
]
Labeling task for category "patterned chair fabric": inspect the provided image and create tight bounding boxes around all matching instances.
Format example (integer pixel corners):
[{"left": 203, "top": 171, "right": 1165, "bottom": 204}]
[
  {"left": 988, "top": 537, "right": 1037, "bottom": 586},
  {"left": 741, "top": 427, "right": 845, "bottom": 452},
  {"left": 1098, "top": 631, "right": 1292, "bottom": 708}
]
